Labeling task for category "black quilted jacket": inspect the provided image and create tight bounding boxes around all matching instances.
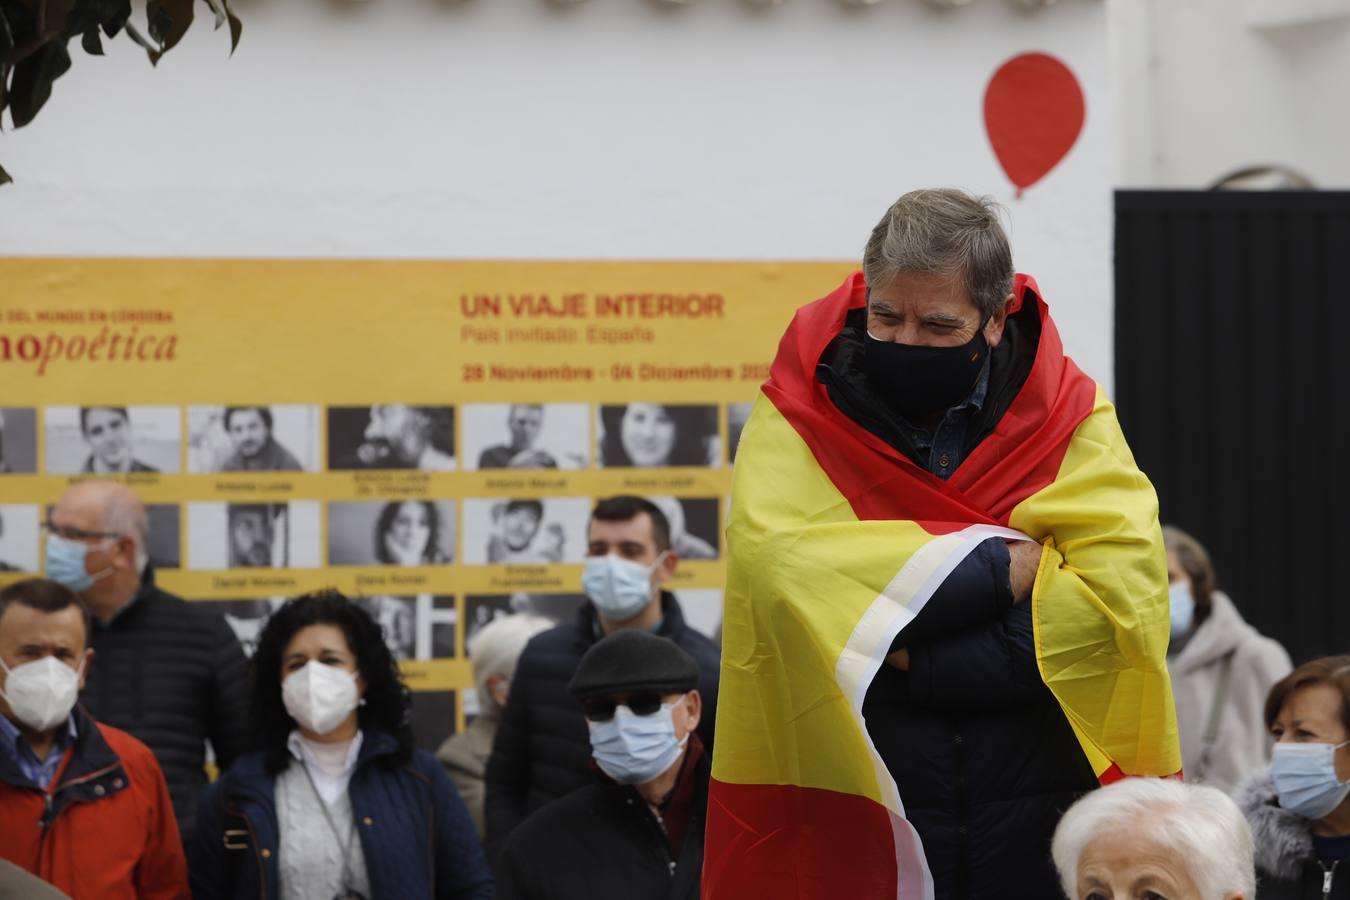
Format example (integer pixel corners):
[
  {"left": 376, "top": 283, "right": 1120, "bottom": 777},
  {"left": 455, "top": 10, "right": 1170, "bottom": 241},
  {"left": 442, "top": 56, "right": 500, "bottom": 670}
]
[{"left": 79, "top": 568, "right": 251, "bottom": 836}]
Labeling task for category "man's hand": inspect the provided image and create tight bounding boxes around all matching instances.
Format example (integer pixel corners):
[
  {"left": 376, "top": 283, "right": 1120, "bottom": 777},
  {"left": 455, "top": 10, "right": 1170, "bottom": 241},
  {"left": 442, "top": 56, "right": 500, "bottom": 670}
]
[
  {"left": 1007, "top": 540, "right": 1042, "bottom": 604},
  {"left": 886, "top": 647, "right": 910, "bottom": 671}
]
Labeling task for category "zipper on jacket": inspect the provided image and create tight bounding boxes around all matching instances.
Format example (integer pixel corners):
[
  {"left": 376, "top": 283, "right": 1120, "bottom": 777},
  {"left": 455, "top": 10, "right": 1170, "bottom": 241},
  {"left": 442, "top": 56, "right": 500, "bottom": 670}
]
[{"left": 1324, "top": 860, "right": 1339, "bottom": 899}]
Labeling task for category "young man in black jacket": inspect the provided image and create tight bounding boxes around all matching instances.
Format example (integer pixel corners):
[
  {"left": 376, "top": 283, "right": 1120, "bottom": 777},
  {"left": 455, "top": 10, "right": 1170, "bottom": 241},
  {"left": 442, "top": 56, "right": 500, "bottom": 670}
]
[
  {"left": 497, "top": 630, "right": 708, "bottom": 900},
  {"left": 484, "top": 496, "right": 720, "bottom": 860}
]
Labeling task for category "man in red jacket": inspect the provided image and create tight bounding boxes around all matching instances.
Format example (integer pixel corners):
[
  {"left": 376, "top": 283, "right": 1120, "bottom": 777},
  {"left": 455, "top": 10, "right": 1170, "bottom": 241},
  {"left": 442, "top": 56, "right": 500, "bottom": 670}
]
[{"left": 0, "top": 578, "right": 188, "bottom": 900}]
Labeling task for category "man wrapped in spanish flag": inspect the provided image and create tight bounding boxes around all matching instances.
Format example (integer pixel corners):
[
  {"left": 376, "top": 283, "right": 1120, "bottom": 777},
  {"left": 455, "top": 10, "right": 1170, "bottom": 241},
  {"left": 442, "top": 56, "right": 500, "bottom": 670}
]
[{"left": 705, "top": 189, "right": 1181, "bottom": 899}]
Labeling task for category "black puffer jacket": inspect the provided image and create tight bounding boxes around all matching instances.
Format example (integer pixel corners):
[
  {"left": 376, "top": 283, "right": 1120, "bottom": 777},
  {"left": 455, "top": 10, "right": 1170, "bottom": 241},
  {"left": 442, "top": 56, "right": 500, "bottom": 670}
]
[
  {"left": 484, "top": 593, "right": 720, "bottom": 857},
  {"left": 1239, "top": 770, "right": 1350, "bottom": 899},
  {"left": 496, "top": 742, "right": 710, "bottom": 900},
  {"left": 823, "top": 301, "right": 1099, "bottom": 898},
  {"left": 80, "top": 568, "right": 250, "bottom": 835}
]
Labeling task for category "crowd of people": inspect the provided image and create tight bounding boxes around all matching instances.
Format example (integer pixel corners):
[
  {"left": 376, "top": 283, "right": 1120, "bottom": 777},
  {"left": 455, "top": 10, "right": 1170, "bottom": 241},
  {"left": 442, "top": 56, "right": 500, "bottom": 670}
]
[{"left": 0, "top": 189, "right": 1341, "bottom": 899}]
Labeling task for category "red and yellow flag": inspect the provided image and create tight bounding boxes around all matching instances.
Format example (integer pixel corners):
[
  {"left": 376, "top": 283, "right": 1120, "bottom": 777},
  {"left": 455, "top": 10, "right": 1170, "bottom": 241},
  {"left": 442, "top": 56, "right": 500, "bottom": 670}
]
[{"left": 704, "top": 272, "right": 1180, "bottom": 898}]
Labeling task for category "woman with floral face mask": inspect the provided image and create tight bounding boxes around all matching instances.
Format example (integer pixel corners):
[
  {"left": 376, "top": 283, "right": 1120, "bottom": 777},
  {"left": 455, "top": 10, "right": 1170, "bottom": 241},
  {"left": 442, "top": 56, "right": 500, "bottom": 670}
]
[
  {"left": 1238, "top": 656, "right": 1350, "bottom": 898},
  {"left": 189, "top": 590, "right": 493, "bottom": 900}
]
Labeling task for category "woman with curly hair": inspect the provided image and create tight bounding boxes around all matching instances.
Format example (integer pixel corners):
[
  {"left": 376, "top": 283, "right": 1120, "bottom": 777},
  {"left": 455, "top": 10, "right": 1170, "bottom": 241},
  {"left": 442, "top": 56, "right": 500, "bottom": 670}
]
[
  {"left": 598, "top": 404, "right": 717, "bottom": 468},
  {"left": 189, "top": 590, "right": 492, "bottom": 900}
]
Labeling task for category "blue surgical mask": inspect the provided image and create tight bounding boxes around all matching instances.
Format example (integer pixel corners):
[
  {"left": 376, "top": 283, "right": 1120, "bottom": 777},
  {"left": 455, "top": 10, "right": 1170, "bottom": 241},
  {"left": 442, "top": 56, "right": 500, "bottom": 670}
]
[
  {"left": 583, "top": 553, "right": 665, "bottom": 621},
  {"left": 587, "top": 697, "right": 688, "bottom": 784},
  {"left": 45, "top": 533, "right": 113, "bottom": 593},
  {"left": 1169, "top": 581, "right": 1195, "bottom": 639},
  {"left": 1272, "top": 741, "right": 1350, "bottom": 819}
]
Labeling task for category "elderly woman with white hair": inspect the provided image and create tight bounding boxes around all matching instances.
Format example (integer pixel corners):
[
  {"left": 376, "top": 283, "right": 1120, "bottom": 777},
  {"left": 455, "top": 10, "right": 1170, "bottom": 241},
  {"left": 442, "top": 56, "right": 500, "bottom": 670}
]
[
  {"left": 437, "top": 613, "right": 552, "bottom": 839},
  {"left": 1052, "top": 778, "right": 1255, "bottom": 900}
]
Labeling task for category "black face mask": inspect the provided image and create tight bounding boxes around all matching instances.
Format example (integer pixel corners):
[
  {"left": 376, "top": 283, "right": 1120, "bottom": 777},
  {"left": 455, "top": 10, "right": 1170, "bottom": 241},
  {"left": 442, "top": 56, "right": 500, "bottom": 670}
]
[{"left": 862, "top": 321, "right": 989, "bottom": 421}]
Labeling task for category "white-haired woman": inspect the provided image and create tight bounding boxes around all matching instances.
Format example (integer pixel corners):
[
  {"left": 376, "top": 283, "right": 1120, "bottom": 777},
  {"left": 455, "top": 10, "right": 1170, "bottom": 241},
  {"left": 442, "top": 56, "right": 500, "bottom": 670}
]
[
  {"left": 437, "top": 613, "right": 552, "bottom": 839},
  {"left": 1052, "top": 778, "right": 1254, "bottom": 900}
]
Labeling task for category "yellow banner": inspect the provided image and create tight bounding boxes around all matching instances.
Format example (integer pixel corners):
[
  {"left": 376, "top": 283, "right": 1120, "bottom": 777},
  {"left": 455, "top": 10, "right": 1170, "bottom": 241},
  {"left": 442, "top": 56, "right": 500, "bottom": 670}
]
[{"left": 0, "top": 258, "right": 853, "bottom": 740}]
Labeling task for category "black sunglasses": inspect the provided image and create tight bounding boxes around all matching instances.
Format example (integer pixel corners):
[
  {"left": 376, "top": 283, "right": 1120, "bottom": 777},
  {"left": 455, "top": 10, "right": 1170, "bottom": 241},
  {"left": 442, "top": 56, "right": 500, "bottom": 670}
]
[{"left": 582, "top": 692, "right": 666, "bottom": 723}]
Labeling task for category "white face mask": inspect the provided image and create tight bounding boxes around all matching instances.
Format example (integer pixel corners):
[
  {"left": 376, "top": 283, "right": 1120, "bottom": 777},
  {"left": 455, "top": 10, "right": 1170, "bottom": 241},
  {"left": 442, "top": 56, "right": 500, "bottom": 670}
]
[
  {"left": 282, "top": 660, "right": 360, "bottom": 736},
  {"left": 0, "top": 655, "right": 84, "bottom": 733}
]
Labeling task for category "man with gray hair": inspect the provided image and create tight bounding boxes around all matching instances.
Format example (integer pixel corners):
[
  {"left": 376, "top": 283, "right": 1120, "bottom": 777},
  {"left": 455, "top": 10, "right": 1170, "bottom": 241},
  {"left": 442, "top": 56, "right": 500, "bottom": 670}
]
[
  {"left": 708, "top": 188, "right": 1174, "bottom": 898},
  {"left": 1052, "top": 778, "right": 1255, "bottom": 900},
  {"left": 45, "top": 480, "right": 250, "bottom": 840}
]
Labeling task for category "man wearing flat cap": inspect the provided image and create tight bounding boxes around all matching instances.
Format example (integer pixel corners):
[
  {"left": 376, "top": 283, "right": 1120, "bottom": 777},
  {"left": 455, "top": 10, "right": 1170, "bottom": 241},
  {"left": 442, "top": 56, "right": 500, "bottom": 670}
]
[{"left": 495, "top": 630, "right": 708, "bottom": 900}]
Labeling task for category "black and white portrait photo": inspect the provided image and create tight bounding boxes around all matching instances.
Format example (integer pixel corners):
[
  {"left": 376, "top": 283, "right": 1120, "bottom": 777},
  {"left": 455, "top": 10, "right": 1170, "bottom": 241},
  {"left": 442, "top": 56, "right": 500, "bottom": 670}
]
[
  {"left": 357, "top": 594, "right": 457, "bottom": 661},
  {"left": 328, "top": 405, "right": 456, "bottom": 471},
  {"left": 206, "top": 598, "right": 288, "bottom": 656},
  {"left": 460, "top": 497, "right": 590, "bottom": 565},
  {"left": 145, "top": 504, "right": 182, "bottom": 569},
  {"left": 328, "top": 500, "right": 455, "bottom": 566},
  {"left": 727, "top": 402, "right": 753, "bottom": 464},
  {"left": 648, "top": 496, "right": 720, "bottom": 560},
  {"left": 186, "top": 501, "right": 322, "bottom": 570},
  {"left": 0, "top": 408, "right": 37, "bottom": 475},
  {"left": 463, "top": 592, "right": 587, "bottom": 649},
  {"left": 461, "top": 403, "right": 589, "bottom": 471},
  {"left": 0, "top": 505, "right": 39, "bottom": 572},
  {"left": 596, "top": 403, "right": 719, "bottom": 468},
  {"left": 43, "top": 405, "right": 180, "bottom": 475},
  {"left": 187, "top": 405, "right": 318, "bottom": 473},
  {"left": 676, "top": 589, "right": 724, "bottom": 643}
]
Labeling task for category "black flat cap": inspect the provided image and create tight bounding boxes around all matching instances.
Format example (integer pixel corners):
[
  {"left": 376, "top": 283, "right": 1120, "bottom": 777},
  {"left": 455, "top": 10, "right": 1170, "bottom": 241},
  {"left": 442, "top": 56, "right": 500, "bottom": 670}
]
[{"left": 568, "top": 630, "right": 700, "bottom": 700}]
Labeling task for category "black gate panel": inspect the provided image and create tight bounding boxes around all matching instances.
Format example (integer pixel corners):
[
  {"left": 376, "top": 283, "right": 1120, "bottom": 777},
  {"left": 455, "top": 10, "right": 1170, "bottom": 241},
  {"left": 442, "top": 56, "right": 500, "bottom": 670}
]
[{"left": 1114, "top": 190, "right": 1350, "bottom": 665}]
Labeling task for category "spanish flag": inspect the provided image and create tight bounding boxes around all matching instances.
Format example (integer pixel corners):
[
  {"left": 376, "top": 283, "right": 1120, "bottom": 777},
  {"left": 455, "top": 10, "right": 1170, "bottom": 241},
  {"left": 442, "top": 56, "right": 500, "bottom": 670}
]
[{"left": 704, "top": 272, "right": 1181, "bottom": 898}]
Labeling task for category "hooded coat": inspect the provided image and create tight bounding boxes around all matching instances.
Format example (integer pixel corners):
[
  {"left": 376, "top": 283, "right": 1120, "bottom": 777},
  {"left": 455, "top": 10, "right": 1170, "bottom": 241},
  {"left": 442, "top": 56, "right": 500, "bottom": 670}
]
[{"left": 1168, "top": 591, "right": 1291, "bottom": 793}]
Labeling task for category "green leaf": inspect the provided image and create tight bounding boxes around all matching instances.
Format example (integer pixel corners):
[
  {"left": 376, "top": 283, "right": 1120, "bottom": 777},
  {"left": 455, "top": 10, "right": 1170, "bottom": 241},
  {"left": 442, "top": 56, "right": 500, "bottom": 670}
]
[
  {"left": 0, "top": 162, "right": 12, "bottom": 186},
  {"left": 41, "top": 0, "right": 76, "bottom": 38},
  {"left": 8, "top": 38, "right": 71, "bottom": 127},
  {"left": 0, "top": 9, "right": 16, "bottom": 61},
  {"left": 147, "top": 0, "right": 192, "bottom": 52},
  {"left": 123, "top": 20, "right": 161, "bottom": 66},
  {"left": 225, "top": 6, "right": 240, "bottom": 53},
  {"left": 200, "top": 0, "right": 226, "bottom": 30},
  {"left": 103, "top": 0, "right": 132, "bottom": 37},
  {"left": 81, "top": 28, "right": 103, "bottom": 55}
]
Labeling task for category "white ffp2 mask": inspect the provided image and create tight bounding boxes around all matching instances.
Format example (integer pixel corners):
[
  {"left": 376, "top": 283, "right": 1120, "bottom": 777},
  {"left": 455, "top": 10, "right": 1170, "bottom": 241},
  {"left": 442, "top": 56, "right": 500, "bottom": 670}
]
[
  {"left": 0, "top": 656, "right": 84, "bottom": 733},
  {"left": 282, "top": 661, "right": 360, "bottom": 736}
]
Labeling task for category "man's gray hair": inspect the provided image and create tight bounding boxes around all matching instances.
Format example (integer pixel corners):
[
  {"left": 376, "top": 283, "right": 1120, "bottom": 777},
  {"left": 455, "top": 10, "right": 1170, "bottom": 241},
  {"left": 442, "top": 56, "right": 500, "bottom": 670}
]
[
  {"left": 102, "top": 490, "right": 150, "bottom": 572},
  {"left": 862, "top": 188, "right": 1015, "bottom": 319},
  {"left": 467, "top": 613, "right": 553, "bottom": 719},
  {"left": 1051, "top": 778, "right": 1255, "bottom": 900}
]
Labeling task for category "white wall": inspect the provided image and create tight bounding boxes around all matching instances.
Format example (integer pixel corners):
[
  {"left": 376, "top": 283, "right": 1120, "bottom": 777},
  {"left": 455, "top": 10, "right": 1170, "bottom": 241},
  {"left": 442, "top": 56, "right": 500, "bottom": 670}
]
[
  {"left": 1110, "top": 0, "right": 1350, "bottom": 187},
  {"left": 1, "top": 0, "right": 1114, "bottom": 384}
]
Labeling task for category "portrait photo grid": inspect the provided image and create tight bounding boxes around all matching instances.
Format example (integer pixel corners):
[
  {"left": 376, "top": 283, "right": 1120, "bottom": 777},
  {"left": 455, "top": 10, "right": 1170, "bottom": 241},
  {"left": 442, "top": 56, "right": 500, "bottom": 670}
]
[{"left": 3, "top": 399, "right": 747, "bottom": 750}]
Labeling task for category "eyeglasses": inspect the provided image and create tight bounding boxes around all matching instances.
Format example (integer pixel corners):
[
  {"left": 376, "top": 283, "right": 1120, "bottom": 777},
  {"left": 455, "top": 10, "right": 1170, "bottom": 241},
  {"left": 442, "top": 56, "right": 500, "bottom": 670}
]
[
  {"left": 42, "top": 521, "right": 121, "bottom": 542},
  {"left": 581, "top": 692, "right": 666, "bottom": 723}
]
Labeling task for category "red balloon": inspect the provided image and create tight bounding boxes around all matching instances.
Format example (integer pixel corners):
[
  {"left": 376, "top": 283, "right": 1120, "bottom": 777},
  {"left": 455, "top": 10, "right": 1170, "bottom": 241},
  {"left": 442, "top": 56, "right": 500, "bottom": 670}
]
[{"left": 983, "top": 52, "right": 1085, "bottom": 196}]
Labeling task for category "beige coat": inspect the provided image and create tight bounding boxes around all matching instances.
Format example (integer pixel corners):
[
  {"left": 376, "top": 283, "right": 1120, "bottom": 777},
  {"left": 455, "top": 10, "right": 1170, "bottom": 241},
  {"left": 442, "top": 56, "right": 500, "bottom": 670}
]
[
  {"left": 1168, "top": 591, "right": 1292, "bottom": 794},
  {"left": 435, "top": 715, "right": 497, "bottom": 840}
]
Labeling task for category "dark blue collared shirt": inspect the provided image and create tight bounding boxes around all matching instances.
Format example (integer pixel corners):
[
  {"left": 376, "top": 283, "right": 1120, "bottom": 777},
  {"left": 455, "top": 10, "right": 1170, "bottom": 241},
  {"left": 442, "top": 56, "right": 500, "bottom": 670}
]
[
  {"left": 892, "top": 355, "right": 991, "bottom": 481},
  {"left": 0, "top": 710, "right": 78, "bottom": 789}
]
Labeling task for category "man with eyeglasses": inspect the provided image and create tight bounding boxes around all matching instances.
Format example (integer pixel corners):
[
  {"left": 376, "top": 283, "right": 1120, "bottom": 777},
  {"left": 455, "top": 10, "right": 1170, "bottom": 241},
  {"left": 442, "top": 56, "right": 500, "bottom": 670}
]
[
  {"left": 496, "top": 630, "right": 708, "bottom": 900},
  {"left": 45, "top": 480, "right": 250, "bottom": 843}
]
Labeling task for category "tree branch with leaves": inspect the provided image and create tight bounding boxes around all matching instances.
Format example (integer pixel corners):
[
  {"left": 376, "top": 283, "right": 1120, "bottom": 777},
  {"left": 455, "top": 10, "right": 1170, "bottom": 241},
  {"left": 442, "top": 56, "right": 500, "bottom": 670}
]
[{"left": 0, "top": 0, "right": 240, "bottom": 186}]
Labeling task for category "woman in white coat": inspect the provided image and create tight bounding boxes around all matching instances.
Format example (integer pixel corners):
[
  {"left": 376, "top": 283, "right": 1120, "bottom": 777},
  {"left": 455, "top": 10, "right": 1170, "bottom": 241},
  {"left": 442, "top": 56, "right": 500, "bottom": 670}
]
[{"left": 1165, "top": 525, "right": 1293, "bottom": 792}]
